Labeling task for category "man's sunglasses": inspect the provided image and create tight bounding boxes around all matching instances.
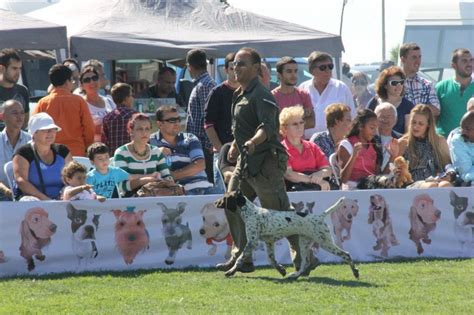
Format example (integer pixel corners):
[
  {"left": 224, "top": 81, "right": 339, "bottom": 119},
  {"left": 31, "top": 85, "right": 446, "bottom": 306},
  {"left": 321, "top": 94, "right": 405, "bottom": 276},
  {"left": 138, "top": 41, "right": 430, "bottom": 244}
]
[
  {"left": 317, "top": 64, "right": 334, "bottom": 71},
  {"left": 389, "top": 79, "right": 405, "bottom": 86},
  {"left": 161, "top": 117, "right": 181, "bottom": 124},
  {"left": 81, "top": 75, "right": 99, "bottom": 84},
  {"left": 232, "top": 60, "right": 259, "bottom": 68}
]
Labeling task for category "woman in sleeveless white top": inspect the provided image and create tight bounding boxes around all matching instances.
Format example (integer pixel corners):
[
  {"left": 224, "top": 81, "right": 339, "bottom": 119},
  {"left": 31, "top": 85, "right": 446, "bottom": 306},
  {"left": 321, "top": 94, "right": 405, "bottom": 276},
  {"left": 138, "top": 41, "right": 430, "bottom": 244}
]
[{"left": 80, "top": 66, "right": 116, "bottom": 142}]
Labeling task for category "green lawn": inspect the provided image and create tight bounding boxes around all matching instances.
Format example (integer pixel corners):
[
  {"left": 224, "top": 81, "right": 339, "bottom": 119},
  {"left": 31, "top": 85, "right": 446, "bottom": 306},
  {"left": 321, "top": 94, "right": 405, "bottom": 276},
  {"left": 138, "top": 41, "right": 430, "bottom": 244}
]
[{"left": 1, "top": 258, "right": 473, "bottom": 314}]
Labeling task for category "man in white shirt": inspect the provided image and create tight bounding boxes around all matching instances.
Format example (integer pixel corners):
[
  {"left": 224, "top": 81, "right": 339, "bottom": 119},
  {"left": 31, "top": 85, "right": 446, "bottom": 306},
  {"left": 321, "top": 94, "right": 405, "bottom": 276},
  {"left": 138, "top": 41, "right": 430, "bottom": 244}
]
[{"left": 299, "top": 51, "right": 355, "bottom": 137}]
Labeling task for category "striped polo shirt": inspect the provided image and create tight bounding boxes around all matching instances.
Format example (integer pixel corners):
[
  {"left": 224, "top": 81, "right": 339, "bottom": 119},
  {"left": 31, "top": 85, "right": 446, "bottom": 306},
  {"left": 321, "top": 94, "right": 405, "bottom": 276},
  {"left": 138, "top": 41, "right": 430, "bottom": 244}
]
[
  {"left": 113, "top": 144, "right": 171, "bottom": 192},
  {"left": 149, "top": 131, "right": 212, "bottom": 191}
]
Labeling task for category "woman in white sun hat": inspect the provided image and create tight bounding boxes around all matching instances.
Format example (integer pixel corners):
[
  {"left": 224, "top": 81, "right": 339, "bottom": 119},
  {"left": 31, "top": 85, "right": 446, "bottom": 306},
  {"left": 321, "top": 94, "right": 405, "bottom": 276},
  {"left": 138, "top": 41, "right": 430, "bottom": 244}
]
[{"left": 12, "top": 112, "right": 73, "bottom": 201}]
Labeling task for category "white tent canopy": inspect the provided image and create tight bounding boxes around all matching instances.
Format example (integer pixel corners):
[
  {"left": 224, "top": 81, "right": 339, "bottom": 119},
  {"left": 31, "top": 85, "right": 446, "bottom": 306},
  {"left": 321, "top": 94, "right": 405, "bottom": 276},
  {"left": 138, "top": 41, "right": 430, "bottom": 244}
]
[
  {"left": 0, "top": 8, "right": 67, "bottom": 50},
  {"left": 28, "top": 0, "right": 344, "bottom": 61}
]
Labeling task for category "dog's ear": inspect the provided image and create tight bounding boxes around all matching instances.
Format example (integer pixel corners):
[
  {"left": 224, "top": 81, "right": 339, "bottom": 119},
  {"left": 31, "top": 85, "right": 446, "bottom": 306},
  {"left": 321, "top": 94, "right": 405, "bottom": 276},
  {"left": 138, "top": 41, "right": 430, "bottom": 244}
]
[
  {"left": 93, "top": 215, "right": 100, "bottom": 230},
  {"left": 201, "top": 203, "right": 215, "bottom": 215},
  {"left": 20, "top": 219, "right": 34, "bottom": 246},
  {"left": 66, "top": 203, "right": 76, "bottom": 220},
  {"left": 382, "top": 207, "right": 387, "bottom": 224},
  {"left": 176, "top": 202, "right": 186, "bottom": 215},
  {"left": 156, "top": 203, "right": 168, "bottom": 212},
  {"left": 137, "top": 210, "right": 146, "bottom": 219},
  {"left": 449, "top": 191, "right": 458, "bottom": 205},
  {"left": 111, "top": 209, "right": 122, "bottom": 219},
  {"left": 368, "top": 209, "right": 374, "bottom": 224}
]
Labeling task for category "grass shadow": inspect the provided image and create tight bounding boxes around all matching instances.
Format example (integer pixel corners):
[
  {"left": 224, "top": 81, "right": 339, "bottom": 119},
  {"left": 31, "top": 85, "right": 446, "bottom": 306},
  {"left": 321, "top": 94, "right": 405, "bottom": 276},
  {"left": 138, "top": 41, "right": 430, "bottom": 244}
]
[
  {"left": 1, "top": 256, "right": 472, "bottom": 282},
  {"left": 247, "top": 275, "right": 376, "bottom": 287}
]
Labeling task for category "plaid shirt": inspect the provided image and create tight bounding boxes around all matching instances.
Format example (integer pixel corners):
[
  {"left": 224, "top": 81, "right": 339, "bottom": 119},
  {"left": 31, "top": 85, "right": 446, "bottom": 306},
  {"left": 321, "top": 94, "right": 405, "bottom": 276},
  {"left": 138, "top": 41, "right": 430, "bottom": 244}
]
[
  {"left": 101, "top": 106, "right": 137, "bottom": 155},
  {"left": 186, "top": 72, "right": 216, "bottom": 149},
  {"left": 404, "top": 73, "right": 440, "bottom": 109}
]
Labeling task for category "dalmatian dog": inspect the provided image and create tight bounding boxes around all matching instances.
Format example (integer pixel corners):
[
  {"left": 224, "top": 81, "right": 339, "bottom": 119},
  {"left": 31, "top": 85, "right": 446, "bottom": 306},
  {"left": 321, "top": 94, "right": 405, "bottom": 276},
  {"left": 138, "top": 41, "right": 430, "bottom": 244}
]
[{"left": 215, "top": 191, "right": 359, "bottom": 280}]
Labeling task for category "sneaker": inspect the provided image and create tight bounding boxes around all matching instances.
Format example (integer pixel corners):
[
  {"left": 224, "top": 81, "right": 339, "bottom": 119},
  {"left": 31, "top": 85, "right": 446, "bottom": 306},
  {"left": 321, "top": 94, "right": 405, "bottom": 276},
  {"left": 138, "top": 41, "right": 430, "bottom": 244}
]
[
  {"left": 216, "top": 259, "right": 236, "bottom": 272},
  {"left": 301, "top": 257, "right": 321, "bottom": 276},
  {"left": 235, "top": 261, "right": 255, "bottom": 273}
]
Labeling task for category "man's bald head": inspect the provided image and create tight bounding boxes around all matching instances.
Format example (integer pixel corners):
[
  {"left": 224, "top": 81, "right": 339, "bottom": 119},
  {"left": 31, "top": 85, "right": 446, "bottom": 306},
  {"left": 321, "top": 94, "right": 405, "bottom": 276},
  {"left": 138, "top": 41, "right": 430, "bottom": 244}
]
[
  {"left": 0, "top": 99, "right": 25, "bottom": 130},
  {"left": 0, "top": 99, "right": 23, "bottom": 114},
  {"left": 461, "top": 111, "right": 474, "bottom": 129},
  {"left": 461, "top": 111, "right": 474, "bottom": 142},
  {"left": 467, "top": 97, "right": 474, "bottom": 112}
]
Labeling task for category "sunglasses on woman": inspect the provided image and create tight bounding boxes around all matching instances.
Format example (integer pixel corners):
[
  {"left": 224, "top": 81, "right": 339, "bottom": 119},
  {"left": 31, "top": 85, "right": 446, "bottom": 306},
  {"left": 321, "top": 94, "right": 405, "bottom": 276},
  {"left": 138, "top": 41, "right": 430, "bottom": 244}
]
[
  {"left": 389, "top": 79, "right": 405, "bottom": 86},
  {"left": 81, "top": 75, "right": 99, "bottom": 84}
]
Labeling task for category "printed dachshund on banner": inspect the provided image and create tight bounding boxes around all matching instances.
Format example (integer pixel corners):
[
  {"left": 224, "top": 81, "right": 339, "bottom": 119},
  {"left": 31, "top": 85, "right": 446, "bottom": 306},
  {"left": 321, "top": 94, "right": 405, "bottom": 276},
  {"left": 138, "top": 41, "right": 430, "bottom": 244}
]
[
  {"left": 408, "top": 194, "right": 441, "bottom": 255},
  {"left": 19, "top": 207, "right": 57, "bottom": 271},
  {"left": 157, "top": 202, "right": 192, "bottom": 265},
  {"left": 66, "top": 203, "right": 101, "bottom": 267},
  {"left": 199, "top": 203, "right": 232, "bottom": 259},
  {"left": 450, "top": 191, "right": 474, "bottom": 254},
  {"left": 330, "top": 198, "right": 359, "bottom": 248},
  {"left": 368, "top": 194, "right": 399, "bottom": 257},
  {"left": 112, "top": 207, "right": 149, "bottom": 265}
]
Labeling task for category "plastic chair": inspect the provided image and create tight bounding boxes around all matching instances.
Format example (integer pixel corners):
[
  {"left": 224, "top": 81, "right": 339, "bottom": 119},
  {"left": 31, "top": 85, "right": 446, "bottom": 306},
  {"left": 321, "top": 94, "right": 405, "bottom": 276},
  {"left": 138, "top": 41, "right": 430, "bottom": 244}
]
[
  {"left": 3, "top": 161, "right": 16, "bottom": 201},
  {"left": 72, "top": 156, "right": 93, "bottom": 171},
  {"left": 329, "top": 153, "right": 341, "bottom": 187}
]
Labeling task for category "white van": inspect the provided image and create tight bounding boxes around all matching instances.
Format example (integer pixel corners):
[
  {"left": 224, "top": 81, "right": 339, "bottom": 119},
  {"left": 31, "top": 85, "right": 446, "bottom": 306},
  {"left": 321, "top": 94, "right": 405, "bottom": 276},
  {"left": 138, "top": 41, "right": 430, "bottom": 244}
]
[{"left": 403, "top": 0, "right": 474, "bottom": 82}]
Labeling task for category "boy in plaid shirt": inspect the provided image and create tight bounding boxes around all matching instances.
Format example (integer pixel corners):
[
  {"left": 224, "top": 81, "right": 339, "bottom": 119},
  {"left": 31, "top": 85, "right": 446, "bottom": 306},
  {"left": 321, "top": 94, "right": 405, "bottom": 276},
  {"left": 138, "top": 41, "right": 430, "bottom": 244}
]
[{"left": 101, "top": 83, "right": 137, "bottom": 155}]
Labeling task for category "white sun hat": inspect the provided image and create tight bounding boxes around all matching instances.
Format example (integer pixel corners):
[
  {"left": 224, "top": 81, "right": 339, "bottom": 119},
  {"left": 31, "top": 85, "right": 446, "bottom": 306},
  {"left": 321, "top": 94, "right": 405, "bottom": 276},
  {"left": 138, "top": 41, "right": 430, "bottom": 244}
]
[{"left": 28, "top": 112, "right": 62, "bottom": 135}]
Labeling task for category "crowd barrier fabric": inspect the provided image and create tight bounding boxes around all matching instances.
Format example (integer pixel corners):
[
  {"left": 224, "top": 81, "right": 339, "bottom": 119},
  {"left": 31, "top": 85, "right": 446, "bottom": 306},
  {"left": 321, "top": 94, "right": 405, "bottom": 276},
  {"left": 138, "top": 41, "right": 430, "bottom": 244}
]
[{"left": 0, "top": 187, "right": 473, "bottom": 277}]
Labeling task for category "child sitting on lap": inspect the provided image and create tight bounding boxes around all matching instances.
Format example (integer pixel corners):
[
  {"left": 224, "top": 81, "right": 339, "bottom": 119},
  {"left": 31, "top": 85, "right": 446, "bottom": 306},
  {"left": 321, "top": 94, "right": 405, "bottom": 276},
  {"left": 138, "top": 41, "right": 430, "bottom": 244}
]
[
  {"left": 62, "top": 161, "right": 105, "bottom": 201},
  {"left": 86, "top": 142, "right": 159, "bottom": 198}
]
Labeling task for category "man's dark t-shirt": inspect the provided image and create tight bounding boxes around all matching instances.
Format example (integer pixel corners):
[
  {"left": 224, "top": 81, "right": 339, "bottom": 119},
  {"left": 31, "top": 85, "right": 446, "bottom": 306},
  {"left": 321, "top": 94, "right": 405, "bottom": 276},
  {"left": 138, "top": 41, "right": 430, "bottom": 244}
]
[{"left": 0, "top": 83, "right": 30, "bottom": 130}]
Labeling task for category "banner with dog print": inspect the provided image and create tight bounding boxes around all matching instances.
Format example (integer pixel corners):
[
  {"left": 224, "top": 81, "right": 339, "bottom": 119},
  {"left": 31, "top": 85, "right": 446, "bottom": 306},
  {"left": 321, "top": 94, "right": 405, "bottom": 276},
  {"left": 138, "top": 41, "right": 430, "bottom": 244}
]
[{"left": 0, "top": 187, "right": 473, "bottom": 277}]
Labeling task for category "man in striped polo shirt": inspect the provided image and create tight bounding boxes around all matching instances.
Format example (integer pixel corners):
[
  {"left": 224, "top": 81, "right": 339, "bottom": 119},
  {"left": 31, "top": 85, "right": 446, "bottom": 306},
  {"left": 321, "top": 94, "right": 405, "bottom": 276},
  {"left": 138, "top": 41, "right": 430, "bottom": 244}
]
[{"left": 150, "top": 105, "right": 225, "bottom": 195}]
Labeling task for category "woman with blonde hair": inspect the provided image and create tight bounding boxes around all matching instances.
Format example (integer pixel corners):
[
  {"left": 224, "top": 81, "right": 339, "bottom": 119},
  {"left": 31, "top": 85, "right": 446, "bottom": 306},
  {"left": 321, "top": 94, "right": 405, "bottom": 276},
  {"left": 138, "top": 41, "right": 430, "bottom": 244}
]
[
  {"left": 398, "top": 104, "right": 452, "bottom": 188},
  {"left": 280, "top": 105, "right": 332, "bottom": 191}
]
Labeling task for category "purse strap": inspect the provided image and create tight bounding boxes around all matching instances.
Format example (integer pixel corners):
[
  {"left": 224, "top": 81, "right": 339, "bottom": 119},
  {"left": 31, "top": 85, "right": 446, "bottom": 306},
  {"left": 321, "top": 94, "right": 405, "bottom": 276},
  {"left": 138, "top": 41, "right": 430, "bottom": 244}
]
[{"left": 31, "top": 143, "right": 47, "bottom": 195}]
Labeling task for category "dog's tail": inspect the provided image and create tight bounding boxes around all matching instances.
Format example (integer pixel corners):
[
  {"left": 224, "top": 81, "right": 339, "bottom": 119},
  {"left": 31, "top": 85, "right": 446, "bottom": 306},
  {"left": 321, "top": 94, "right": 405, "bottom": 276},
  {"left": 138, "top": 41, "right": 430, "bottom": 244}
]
[{"left": 322, "top": 197, "right": 345, "bottom": 216}]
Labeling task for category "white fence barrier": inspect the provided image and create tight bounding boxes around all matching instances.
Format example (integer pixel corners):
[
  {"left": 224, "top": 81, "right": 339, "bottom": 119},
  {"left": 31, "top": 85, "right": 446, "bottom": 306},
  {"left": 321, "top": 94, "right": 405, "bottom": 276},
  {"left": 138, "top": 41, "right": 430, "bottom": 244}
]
[{"left": 0, "top": 187, "right": 473, "bottom": 277}]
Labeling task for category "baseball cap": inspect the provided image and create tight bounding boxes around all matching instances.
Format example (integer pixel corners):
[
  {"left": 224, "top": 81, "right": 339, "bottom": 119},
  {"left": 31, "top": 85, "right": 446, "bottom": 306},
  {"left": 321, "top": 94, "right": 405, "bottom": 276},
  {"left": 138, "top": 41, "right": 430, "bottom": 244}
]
[{"left": 28, "top": 112, "right": 62, "bottom": 135}]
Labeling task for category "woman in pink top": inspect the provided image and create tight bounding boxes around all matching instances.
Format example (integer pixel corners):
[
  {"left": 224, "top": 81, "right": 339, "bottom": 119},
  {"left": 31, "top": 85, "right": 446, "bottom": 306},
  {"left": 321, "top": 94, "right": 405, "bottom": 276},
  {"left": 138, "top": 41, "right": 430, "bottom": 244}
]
[
  {"left": 279, "top": 105, "right": 332, "bottom": 190},
  {"left": 338, "top": 109, "right": 398, "bottom": 190}
]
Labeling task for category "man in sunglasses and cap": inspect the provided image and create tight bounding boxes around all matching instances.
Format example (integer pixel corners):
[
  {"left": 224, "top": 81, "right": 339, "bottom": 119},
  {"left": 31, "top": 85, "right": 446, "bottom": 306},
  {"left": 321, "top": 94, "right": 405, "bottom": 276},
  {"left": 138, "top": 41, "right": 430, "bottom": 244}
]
[
  {"left": 299, "top": 51, "right": 355, "bottom": 136},
  {"left": 33, "top": 64, "right": 94, "bottom": 157}
]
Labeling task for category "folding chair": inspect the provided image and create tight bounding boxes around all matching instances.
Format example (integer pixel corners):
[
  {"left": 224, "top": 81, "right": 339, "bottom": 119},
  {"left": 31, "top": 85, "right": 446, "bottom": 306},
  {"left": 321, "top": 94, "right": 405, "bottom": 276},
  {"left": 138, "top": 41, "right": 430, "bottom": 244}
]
[
  {"left": 3, "top": 161, "right": 16, "bottom": 201},
  {"left": 329, "top": 152, "right": 341, "bottom": 187},
  {"left": 72, "top": 156, "right": 93, "bottom": 171}
]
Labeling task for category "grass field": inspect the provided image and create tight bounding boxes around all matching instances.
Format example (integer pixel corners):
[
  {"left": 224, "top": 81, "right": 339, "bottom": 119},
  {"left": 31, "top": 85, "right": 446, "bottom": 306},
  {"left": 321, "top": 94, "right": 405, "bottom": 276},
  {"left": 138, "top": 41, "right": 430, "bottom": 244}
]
[{"left": 1, "top": 258, "right": 473, "bottom": 314}]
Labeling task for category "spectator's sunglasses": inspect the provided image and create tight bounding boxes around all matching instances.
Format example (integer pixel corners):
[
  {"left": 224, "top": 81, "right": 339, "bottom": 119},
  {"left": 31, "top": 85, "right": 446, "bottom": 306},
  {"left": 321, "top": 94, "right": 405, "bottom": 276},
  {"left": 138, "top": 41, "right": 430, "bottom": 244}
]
[
  {"left": 161, "top": 117, "right": 181, "bottom": 124},
  {"left": 81, "top": 75, "right": 99, "bottom": 84},
  {"left": 388, "top": 79, "right": 405, "bottom": 86},
  {"left": 317, "top": 64, "right": 334, "bottom": 71}
]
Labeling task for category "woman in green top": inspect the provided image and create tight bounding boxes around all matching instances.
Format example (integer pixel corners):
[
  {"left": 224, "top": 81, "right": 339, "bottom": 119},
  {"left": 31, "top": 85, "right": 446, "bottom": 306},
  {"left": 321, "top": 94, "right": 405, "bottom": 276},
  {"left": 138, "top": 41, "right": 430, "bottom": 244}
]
[{"left": 114, "top": 113, "right": 173, "bottom": 196}]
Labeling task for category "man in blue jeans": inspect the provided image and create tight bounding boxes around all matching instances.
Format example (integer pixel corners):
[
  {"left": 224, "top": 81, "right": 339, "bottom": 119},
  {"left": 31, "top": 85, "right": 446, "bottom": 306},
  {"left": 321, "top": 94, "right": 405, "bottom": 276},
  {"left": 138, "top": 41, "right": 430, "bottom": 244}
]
[{"left": 150, "top": 105, "right": 224, "bottom": 195}]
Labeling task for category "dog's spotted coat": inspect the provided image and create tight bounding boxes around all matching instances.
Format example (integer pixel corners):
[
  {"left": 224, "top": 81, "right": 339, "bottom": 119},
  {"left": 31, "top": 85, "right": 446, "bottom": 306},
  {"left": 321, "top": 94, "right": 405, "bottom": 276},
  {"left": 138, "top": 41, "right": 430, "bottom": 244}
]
[{"left": 215, "top": 192, "right": 359, "bottom": 280}]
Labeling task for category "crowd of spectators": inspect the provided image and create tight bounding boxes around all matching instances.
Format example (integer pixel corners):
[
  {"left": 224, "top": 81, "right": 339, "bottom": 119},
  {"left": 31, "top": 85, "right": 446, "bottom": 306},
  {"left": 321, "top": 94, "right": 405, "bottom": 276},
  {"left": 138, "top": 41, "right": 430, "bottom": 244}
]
[{"left": 0, "top": 42, "right": 473, "bottom": 201}]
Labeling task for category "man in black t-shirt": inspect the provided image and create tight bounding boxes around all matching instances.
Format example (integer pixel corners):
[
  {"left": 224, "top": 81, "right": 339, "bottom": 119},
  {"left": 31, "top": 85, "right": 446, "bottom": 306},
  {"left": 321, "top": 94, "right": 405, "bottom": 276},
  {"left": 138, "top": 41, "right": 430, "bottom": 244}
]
[
  {"left": 0, "top": 49, "right": 30, "bottom": 129},
  {"left": 204, "top": 52, "right": 239, "bottom": 192}
]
